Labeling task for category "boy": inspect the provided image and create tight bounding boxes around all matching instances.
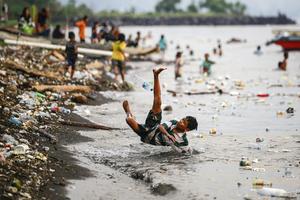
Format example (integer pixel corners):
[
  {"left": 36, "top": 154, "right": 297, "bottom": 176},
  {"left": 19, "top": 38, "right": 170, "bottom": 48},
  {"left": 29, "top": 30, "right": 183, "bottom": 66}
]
[
  {"left": 112, "top": 33, "right": 126, "bottom": 82},
  {"left": 122, "top": 67, "right": 198, "bottom": 154},
  {"left": 158, "top": 35, "right": 167, "bottom": 61},
  {"left": 65, "top": 32, "right": 78, "bottom": 79},
  {"left": 278, "top": 51, "right": 288, "bottom": 71},
  {"left": 175, "top": 51, "right": 183, "bottom": 80},
  {"left": 75, "top": 15, "right": 88, "bottom": 43},
  {"left": 201, "top": 53, "right": 215, "bottom": 76}
]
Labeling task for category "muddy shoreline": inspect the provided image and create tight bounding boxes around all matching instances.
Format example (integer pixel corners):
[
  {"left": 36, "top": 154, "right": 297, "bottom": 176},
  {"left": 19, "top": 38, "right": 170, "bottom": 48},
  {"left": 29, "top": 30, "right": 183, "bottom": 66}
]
[{"left": 39, "top": 93, "right": 111, "bottom": 199}]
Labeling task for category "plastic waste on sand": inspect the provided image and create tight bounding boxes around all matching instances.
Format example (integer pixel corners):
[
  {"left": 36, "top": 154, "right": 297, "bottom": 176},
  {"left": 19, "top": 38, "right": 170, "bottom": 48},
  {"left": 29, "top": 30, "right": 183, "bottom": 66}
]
[
  {"left": 127, "top": 74, "right": 153, "bottom": 92},
  {"left": 252, "top": 179, "right": 272, "bottom": 187},
  {"left": 256, "top": 187, "right": 296, "bottom": 198},
  {"left": 13, "top": 144, "right": 29, "bottom": 155},
  {"left": 8, "top": 116, "right": 22, "bottom": 126}
]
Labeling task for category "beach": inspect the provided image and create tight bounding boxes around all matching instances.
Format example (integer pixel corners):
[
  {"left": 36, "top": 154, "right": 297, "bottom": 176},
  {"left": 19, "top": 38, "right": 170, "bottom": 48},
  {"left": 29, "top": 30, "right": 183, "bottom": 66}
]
[{"left": 63, "top": 25, "right": 300, "bottom": 199}]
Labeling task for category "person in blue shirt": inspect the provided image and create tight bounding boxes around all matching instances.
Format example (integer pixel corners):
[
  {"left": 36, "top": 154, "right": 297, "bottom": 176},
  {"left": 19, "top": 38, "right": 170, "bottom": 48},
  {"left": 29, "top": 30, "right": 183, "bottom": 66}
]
[{"left": 158, "top": 35, "right": 167, "bottom": 61}]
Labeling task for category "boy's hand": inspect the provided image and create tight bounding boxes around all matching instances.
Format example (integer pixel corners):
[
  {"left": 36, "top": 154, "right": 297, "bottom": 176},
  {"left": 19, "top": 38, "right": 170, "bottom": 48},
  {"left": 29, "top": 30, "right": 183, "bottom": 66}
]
[{"left": 167, "top": 134, "right": 176, "bottom": 143}]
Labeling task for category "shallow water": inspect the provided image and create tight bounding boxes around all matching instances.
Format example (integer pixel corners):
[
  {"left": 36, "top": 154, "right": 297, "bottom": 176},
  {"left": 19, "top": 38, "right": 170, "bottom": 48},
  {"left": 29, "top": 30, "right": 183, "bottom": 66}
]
[{"left": 67, "top": 25, "right": 300, "bottom": 199}]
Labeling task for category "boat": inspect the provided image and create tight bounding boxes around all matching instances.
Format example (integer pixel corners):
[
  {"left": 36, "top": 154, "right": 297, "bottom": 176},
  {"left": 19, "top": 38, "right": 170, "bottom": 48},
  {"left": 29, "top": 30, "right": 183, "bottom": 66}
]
[
  {"left": 266, "top": 35, "right": 300, "bottom": 51},
  {"left": 272, "top": 29, "right": 300, "bottom": 37},
  {"left": 0, "top": 27, "right": 158, "bottom": 57}
]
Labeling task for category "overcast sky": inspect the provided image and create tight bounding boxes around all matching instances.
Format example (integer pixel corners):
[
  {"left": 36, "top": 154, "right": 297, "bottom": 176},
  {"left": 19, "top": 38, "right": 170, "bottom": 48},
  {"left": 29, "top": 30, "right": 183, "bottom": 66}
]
[{"left": 59, "top": 0, "right": 300, "bottom": 23}]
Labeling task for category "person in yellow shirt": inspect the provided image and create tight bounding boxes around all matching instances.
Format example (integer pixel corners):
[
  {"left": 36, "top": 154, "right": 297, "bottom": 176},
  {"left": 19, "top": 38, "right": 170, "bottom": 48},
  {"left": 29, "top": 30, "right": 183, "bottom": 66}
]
[
  {"left": 112, "top": 33, "right": 126, "bottom": 82},
  {"left": 75, "top": 16, "right": 88, "bottom": 43}
]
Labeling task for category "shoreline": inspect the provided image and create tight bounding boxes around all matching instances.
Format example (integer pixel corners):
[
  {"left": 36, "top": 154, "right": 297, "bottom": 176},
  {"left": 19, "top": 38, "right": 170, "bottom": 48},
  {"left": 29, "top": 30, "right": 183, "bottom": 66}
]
[
  {"left": 39, "top": 93, "right": 111, "bottom": 199},
  {"left": 0, "top": 43, "right": 126, "bottom": 199}
]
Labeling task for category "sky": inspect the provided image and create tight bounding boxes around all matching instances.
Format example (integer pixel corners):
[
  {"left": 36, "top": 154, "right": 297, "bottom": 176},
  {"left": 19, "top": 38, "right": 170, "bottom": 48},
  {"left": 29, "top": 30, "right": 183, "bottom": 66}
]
[{"left": 59, "top": 0, "right": 300, "bottom": 23}]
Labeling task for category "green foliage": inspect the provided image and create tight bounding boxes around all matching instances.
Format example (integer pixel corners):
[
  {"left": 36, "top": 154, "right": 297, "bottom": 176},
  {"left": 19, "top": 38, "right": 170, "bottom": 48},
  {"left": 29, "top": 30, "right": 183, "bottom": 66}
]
[
  {"left": 199, "top": 0, "right": 229, "bottom": 14},
  {"left": 199, "top": 0, "right": 246, "bottom": 15},
  {"left": 187, "top": 1, "right": 198, "bottom": 13},
  {"left": 228, "top": 2, "right": 246, "bottom": 16},
  {"left": 2, "top": 0, "right": 247, "bottom": 25},
  {"left": 155, "top": 0, "right": 181, "bottom": 13}
]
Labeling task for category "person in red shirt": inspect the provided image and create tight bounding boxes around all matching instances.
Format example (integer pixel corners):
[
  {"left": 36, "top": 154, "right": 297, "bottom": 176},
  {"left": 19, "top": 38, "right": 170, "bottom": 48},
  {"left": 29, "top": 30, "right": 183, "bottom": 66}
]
[{"left": 75, "top": 16, "right": 88, "bottom": 43}]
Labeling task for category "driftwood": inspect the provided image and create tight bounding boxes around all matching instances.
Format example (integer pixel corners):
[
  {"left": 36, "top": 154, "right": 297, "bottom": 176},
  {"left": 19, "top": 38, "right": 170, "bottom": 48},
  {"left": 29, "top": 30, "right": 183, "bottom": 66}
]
[
  {"left": 59, "top": 120, "right": 119, "bottom": 130},
  {"left": 184, "top": 91, "right": 217, "bottom": 95},
  {"left": 33, "top": 85, "right": 92, "bottom": 94},
  {"left": 167, "top": 89, "right": 225, "bottom": 96},
  {"left": 4, "top": 60, "right": 61, "bottom": 80}
]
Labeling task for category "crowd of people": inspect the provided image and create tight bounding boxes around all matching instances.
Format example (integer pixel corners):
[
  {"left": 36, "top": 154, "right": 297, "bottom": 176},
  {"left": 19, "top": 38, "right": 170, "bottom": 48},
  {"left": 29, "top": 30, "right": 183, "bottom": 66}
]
[{"left": 14, "top": 6, "right": 290, "bottom": 83}]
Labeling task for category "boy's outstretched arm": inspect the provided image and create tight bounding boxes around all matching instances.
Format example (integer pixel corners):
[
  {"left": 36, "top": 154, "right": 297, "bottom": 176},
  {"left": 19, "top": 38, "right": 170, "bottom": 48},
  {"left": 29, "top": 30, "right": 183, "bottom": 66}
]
[{"left": 158, "top": 124, "right": 176, "bottom": 142}]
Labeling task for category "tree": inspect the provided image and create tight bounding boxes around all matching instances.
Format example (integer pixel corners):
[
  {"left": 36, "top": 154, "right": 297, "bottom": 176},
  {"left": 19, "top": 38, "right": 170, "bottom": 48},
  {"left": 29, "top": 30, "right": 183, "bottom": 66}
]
[
  {"left": 199, "top": 0, "right": 246, "bottom": 15},
  {"left": 228, "top": 2, "right": 246, "bottom": 16},
  {"left": 187, "top": 0, "right": 198, "bottom": 13},
  {"left": 155, "top": 0, "right": 181, "bottom": 13},
  {"left": 199, "top": 0, "right": 228, "bottom": 14}
]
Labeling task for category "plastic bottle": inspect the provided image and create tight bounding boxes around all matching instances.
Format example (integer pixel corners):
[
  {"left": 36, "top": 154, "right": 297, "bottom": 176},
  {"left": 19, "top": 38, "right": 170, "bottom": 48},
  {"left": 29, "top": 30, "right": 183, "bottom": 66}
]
[
  {"left": 142, "top": 81, "right": 153, "bottom": 91},
  {"left": 35, "top": 92, "right": 46, "bottom": 101},
  {"left": 256, "top": 188, "right": 295, "bottom": 198},
  {"left": 8, "top": 116, "right": 22, "bottom": 126},
  {"left": 127, "top": 74, "right": 153, "bottom": 92},
  {"left": 106, "top": 71, "right": 115, "bottom": 79},
  {"left": 13, "top": 144, "right": 29, "bottom": 155},
  {"left": 60, "top": 107, "right": 71, "bottom": 114}
]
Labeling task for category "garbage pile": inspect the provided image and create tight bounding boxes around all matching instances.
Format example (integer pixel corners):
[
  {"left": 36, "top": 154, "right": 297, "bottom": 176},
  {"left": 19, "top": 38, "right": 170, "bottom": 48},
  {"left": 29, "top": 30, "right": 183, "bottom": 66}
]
[{"left": 0, "top": 44, "right": 128, "bottom": 199}]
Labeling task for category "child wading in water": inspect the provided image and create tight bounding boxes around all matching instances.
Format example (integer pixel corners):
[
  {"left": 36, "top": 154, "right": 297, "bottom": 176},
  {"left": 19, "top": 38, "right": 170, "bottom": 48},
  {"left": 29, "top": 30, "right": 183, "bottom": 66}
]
[
  {"left": 65, "top": 32, "right": 78, "bottom": 79},
  {"left": 175, "top": 51, "right": 183, "bottom": 80},
  {"left": 123, "top": 67, "right": 198, "bottom": 153},
  {"left": 278, "top": 51, "right": 288, "bottom": 71},
  {"left": 201, "top": 53, "right": 215, "bottom": 76}
]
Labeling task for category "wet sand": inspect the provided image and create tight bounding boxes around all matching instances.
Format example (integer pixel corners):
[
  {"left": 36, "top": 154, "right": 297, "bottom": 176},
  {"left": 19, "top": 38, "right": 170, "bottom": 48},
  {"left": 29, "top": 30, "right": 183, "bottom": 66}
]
[{"left": 66, "top": 26, "right": 300, "bottom": 199}]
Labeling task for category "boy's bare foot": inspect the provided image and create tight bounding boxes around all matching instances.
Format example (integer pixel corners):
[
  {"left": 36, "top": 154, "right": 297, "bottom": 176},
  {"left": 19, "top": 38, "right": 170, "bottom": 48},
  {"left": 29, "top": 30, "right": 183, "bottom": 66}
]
[
  {"left": 123, "top": 100, "right": 133, "bottom": 118},
  {"left": 153, "top": 67, "right": 167, "bottom": 76}
]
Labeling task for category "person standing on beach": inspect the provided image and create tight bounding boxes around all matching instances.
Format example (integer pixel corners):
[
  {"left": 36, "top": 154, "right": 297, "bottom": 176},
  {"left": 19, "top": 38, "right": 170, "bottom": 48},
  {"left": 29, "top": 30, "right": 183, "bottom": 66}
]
[
  {"left": 122, "top": 67, "right": 198, "bottom": 154},
  {"left": 218, "top": 44, "right": 223, "bottom": 56},
  {"left": 133, "top": 31, "right": 141, "bottom": 47},
  {"left": 201, "top": 53, "right": 215, "bottom": 76},
  {"left": 1, "top": 3, "right": 8, "bottom": 21},
  {"left": 278, "top": 51, "right": 288, "bottom": 71},
  {"left": 175, "top": 51, "right": 183, "bottom": 80},
  {"left": 112, "top": 33, "right": 127, "bottom": 82},
  {"left": 65, "top": 32, "right": 78, "bottom": 79},
  {"left": 75, "top": 16, "right": 88, "bottom": 43},
  {"left": 158, "top": 35, "right": 167, "bottom": 61}
]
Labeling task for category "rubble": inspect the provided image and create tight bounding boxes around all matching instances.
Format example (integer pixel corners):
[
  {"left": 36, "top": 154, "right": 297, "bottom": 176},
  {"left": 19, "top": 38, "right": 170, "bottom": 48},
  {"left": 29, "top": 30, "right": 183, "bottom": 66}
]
[{"left": 0, "top": 44, "right": 126, "bottom": 199}]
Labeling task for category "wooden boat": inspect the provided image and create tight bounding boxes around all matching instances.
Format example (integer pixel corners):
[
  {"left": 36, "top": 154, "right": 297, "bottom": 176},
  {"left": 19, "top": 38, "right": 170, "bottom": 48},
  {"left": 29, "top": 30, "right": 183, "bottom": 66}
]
[
  {"left": 266, "top": 35, "right": 300, "bottom": 51},
  {"left": 0, "top": 27, "right": 158, "bottom": 57}
]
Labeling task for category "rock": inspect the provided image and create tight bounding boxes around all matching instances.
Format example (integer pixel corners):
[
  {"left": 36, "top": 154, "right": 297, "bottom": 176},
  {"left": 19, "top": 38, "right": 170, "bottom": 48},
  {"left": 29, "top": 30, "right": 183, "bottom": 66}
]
[
  {"left": 163, "top": 105, "right": 173, "bottom": 111},
  {"left": 151, "top": 183, "right": 177, "bottom": 195}
]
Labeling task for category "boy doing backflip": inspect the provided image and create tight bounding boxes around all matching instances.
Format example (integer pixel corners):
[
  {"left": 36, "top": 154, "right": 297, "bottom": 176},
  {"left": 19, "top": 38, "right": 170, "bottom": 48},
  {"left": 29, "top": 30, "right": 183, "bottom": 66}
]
[{"left": 123, "top": 67, "right": 198, "bottom": 153}]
